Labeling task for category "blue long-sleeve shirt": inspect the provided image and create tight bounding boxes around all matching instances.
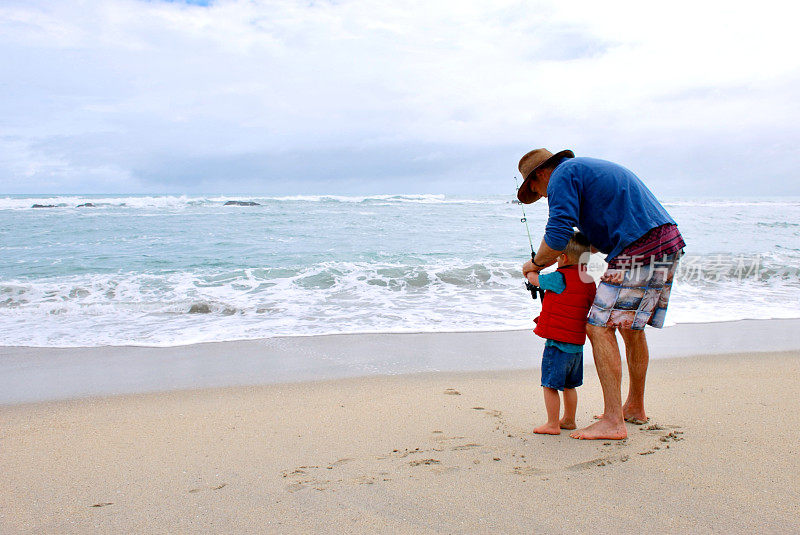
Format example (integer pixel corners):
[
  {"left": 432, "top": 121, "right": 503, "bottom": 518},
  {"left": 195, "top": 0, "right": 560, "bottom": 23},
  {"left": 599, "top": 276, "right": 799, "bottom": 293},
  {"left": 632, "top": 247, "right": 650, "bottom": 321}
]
[{"left": 544, "top": 157, "right": 675, "bottom": 262}]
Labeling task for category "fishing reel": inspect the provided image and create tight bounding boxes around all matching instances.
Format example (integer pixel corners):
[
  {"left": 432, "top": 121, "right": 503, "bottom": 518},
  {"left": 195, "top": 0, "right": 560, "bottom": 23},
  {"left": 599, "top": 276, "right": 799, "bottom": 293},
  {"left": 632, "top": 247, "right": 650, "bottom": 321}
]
[
  {"left": 525, "top": 280, "right": 545, "bottom": 300},
  {"left": 525, "top": 251, "right": 545, "bottom": 301}
]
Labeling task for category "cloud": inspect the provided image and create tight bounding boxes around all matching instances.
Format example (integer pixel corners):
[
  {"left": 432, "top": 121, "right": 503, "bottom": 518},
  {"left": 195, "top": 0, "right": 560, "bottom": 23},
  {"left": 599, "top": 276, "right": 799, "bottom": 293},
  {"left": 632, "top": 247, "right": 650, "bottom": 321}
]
[{"left": 0, "top": 0, "right": 798, "bottom": 194}]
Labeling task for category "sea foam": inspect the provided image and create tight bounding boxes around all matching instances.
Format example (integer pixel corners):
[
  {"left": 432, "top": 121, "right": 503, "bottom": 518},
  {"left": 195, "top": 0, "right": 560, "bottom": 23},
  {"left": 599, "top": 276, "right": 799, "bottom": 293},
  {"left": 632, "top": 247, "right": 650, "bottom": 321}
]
[{"left": 1, "top": 194, "right": 798, "bottom": 347}]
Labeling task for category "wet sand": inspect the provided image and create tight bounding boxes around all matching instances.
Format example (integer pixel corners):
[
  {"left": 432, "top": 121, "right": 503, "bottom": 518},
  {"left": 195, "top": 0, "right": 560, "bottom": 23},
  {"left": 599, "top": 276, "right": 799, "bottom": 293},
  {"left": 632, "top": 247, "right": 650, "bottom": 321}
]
[
  {"left": 2, "top": 318, "right": 799, "bottom": 405},
  {"left": 2, "top": 346, "right": 800, "bottom": 533}
]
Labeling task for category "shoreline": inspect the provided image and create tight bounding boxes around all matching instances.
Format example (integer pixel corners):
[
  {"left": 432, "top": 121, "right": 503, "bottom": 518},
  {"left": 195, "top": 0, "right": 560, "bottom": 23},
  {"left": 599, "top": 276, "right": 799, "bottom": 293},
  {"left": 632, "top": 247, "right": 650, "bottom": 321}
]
[
  {"left": 2, "top": 318, "right": 800, "bottom": 406},
  {"left": 6, "top": 315, "right": 800, "bottom": 350},
  {"left": 2, "top": 350, "right": 799, "bottom": 533}
]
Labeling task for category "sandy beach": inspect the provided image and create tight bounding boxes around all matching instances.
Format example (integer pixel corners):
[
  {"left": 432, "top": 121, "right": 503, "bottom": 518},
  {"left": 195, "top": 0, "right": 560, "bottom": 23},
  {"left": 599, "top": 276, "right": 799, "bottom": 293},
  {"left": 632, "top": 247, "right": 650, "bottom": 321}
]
[
  {"left": 2, "top": 325, "right": 800, "bottom": 533},
  {"left": 4, "top": 0, "right": 799, "bottom": 532}
]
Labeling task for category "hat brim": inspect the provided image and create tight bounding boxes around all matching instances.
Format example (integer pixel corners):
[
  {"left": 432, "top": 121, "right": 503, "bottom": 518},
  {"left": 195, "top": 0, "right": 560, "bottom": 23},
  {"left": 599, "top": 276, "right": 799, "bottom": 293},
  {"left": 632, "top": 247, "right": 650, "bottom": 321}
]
[{"left": 517, "top": 149, "right": 575, "bottom": 204}]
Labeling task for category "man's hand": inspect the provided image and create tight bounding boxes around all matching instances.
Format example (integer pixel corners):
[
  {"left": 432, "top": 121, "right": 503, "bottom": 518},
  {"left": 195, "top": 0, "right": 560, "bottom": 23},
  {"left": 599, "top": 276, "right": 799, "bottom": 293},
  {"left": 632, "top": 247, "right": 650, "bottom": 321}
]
[
  {"left": 526, "top": 271, "right": 540, "bottom": 287},
  {"left": 601, "top": 269, "right": 625, "bottom": 284},
  {"left": 522, "top": 259, "right": 538, "bottom": 276},
  {"left": 523, "top": 239, "right": 563, "bottom": 277}
]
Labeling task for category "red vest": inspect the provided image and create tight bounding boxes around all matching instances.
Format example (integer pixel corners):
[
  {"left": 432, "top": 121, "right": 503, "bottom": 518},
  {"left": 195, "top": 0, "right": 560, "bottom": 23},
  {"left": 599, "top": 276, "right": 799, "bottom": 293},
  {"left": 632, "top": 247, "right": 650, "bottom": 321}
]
[{"left": 534, "top": 265, "right": 597, "bottom": 345}]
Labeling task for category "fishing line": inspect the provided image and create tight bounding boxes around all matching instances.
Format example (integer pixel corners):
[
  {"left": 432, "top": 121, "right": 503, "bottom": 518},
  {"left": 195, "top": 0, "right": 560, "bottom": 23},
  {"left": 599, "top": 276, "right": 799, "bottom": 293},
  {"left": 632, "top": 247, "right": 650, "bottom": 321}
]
[
  {"left": 515, "top": 177, "right": 545, "bottom": 301},
  {"left": 515, "top": 178, "right": 535, "bottom": 255}
]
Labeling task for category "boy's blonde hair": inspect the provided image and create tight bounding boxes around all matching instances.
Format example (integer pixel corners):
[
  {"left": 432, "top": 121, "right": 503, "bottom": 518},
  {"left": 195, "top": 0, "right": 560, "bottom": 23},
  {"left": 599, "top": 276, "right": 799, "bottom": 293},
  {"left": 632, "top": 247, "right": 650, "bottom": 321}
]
[{"left": 563, "top": 231, "right": 591, "bottom": 265}]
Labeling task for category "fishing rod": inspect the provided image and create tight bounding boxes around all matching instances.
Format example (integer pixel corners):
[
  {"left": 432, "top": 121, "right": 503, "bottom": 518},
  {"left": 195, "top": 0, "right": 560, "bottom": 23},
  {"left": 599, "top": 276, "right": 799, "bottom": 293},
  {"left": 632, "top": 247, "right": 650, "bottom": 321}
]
[{"left": 515, "top": 178, "right": 545, "bottom": 301}]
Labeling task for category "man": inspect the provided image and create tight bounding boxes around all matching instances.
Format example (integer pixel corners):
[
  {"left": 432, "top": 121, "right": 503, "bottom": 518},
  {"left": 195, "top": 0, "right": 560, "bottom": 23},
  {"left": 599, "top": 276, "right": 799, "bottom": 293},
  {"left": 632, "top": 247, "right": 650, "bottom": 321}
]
[{"left": 518, "top": 148, "right": 684, "bottom": 440}]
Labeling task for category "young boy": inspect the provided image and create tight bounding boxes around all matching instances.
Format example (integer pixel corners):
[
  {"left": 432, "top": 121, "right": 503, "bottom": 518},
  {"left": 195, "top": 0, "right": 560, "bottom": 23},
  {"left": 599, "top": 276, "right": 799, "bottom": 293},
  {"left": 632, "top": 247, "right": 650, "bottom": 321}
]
[{"left": 524, "top": 231, "right": 596, "bottom": 435}]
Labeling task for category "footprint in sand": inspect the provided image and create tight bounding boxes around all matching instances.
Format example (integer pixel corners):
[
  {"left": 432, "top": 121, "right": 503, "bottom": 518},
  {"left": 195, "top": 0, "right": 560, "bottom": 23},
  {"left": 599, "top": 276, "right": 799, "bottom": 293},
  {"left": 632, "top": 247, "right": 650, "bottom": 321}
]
[
  {"left": 451, "top": 443, "right": 481, "bottom": 451},
  {"left": 282, "top": 469, "right": 334, "bottom": 492},
  {"left": 636, "top": 424, "right": 684, "bottom": 455},
  {"left": 512, "top": 466, "right": 546, "bottom": 476},
  {"left": 280, "top": 417, "right": 686, "bottom": 494},
  {"left": 566, "top": 456, "right": 622, "bottom": 470},
  {"left": 409, "top": 459, "right": 441, "bottom": 466},
  {"left": 188, "top": 482, "right": 227, "bottom": 493}
]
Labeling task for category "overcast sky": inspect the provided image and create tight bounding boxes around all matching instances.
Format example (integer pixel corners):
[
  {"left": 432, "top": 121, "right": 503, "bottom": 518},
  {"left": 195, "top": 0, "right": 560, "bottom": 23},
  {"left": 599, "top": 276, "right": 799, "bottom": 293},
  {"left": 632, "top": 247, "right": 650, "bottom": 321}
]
[{"left": 1, "top": 0, "right": 798, "bottom": 196}]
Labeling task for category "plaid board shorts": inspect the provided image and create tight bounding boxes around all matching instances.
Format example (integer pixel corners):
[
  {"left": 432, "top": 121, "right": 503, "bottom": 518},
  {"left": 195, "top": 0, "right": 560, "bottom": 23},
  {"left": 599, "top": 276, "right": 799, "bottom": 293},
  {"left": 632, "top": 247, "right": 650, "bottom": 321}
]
[{"left": 587, "top": 251, "right": 682, "bottom": 330}]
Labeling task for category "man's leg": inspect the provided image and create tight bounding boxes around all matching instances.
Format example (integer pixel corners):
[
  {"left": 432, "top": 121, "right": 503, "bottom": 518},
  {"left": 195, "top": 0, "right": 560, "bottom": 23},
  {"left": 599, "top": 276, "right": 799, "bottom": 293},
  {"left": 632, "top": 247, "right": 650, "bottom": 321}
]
[
  {"left": 570, "top": 324, "right": 627, "bottom": 440},
  {"left": 619, "top": 328, "right": 649, "bottom": 423}
]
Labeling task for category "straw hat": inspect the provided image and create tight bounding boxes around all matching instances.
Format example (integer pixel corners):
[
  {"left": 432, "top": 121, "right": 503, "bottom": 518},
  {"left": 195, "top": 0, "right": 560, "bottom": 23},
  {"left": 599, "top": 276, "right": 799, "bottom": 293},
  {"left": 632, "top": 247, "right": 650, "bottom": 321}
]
[{"left": 517, "top": 148, "right": 574, "bottom": 203}]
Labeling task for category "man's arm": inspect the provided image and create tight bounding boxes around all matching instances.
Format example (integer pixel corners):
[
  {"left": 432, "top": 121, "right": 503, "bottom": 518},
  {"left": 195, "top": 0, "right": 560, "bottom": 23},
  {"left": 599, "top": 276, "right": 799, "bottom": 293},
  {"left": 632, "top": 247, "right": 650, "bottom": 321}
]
[
  {"left": 541, "top": 166, "right": 580, "bottom": 256},
  {"left": 522, "top": 238, "right": 563, "bottom": 275},
  {"left": 533, "top": 238, "right": 562, "bottom": 270},
  {"left": 522, "top": 168, "right": 580, "bottom": 276}
]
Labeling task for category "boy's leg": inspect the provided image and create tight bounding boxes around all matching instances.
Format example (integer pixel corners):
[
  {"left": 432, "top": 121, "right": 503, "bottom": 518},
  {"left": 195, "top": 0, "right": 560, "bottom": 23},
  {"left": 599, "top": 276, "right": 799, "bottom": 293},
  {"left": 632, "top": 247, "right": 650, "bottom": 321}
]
[
  {"left": 560, "top": 351, "right": 582, "bottom": 429},
  {"left": 534, "top": 387, "right": 562, "bottom": 435},
  {"left": 619, "top": 328, "right": 649, "bottom": 423},
  {"left": 560, "top": 388, "right": 577, "bottom": 429}
]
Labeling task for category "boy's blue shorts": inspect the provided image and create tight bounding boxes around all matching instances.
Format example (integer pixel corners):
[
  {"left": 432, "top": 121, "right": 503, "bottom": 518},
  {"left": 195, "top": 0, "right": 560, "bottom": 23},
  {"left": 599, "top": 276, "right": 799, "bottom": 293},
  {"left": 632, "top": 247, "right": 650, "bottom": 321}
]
[{"left": 541, "top": 345, "right": 583, "bottom": 391}]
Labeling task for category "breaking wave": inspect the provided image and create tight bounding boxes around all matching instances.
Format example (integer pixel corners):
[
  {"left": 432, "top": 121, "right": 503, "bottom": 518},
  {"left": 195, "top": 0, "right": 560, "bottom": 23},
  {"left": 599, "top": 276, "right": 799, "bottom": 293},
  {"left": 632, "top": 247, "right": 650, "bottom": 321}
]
[
  {"left": 2, "top": 194, "right": 798, "bottom": 347},
  {"left": 1, "top": 252, "right": 798, "bottom": 347}
]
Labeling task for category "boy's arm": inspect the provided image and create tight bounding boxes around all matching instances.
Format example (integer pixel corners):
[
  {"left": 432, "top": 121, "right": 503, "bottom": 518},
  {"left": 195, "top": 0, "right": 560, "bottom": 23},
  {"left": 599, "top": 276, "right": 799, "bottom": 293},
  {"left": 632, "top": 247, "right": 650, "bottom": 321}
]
[{"left": 527, "top": 271, "right": 566, "bottom": 294}]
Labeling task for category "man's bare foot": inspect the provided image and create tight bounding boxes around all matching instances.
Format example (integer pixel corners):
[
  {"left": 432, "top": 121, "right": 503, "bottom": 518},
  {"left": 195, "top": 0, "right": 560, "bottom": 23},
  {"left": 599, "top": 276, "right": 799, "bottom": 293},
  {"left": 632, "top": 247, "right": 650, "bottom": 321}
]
[
  {"left": 622, "top": 403, "right": 648, "bottom": 424},
  {"left": 625, "top": 416, "right": 648, "bottom": 425},
  {"left": 533, "top": 423, "right": 561, "bottom": 435},
  {"left": 559, "top": 418, "right": 576, "bottom": 430},
  {"left": 569, "top": 419, "right": 627, "bottom": 440},
  {"left": 593, "top": 411, "right": 648, "bottom": 424}
]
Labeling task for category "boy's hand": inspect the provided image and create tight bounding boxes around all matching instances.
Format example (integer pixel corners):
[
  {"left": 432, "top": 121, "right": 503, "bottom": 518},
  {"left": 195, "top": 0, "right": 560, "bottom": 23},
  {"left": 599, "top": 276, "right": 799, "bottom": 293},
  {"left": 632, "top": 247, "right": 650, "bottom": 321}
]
[{"left": 526, "top": 271, "right": 540, "bottom": 287}]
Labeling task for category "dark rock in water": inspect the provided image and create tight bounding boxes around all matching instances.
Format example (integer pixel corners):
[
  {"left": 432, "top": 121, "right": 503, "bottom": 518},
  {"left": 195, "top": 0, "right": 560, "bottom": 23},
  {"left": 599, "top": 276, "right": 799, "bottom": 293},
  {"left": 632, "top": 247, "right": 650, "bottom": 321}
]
[
  {"left": 508, "top": 200, "right": 522, "bottom": 204},
  {"left": 189, "top": 303, "right": 212, "bottom": 314},
  {"left": 32, "top": 204, "right": 56, "bottom": 208},
  {"left": 77, "top": 203, "right": 95, "bottom": 208},
  {"left": 224, "top": 200, "right": 260, "bottom": 206}
]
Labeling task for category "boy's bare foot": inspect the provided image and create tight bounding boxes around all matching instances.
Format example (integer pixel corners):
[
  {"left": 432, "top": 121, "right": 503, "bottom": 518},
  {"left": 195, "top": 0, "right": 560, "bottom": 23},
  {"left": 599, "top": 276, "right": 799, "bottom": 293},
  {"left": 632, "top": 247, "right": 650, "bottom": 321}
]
[
  {"left": 559, "top": 418, "right": 576, "bottom": 430},
  {"left": 533, "top": 423, "right": 561, "bottom": 435},
  {"left": 569, "top": 419, "right": 627, "bottom": 440}
]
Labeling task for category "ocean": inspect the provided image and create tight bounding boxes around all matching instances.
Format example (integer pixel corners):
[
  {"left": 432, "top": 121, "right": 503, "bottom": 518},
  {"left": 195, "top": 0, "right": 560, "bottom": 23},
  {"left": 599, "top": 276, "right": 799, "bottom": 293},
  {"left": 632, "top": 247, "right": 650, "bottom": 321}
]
[{"left": 1, "top": 194, "right": 798, "bottom": 347}]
